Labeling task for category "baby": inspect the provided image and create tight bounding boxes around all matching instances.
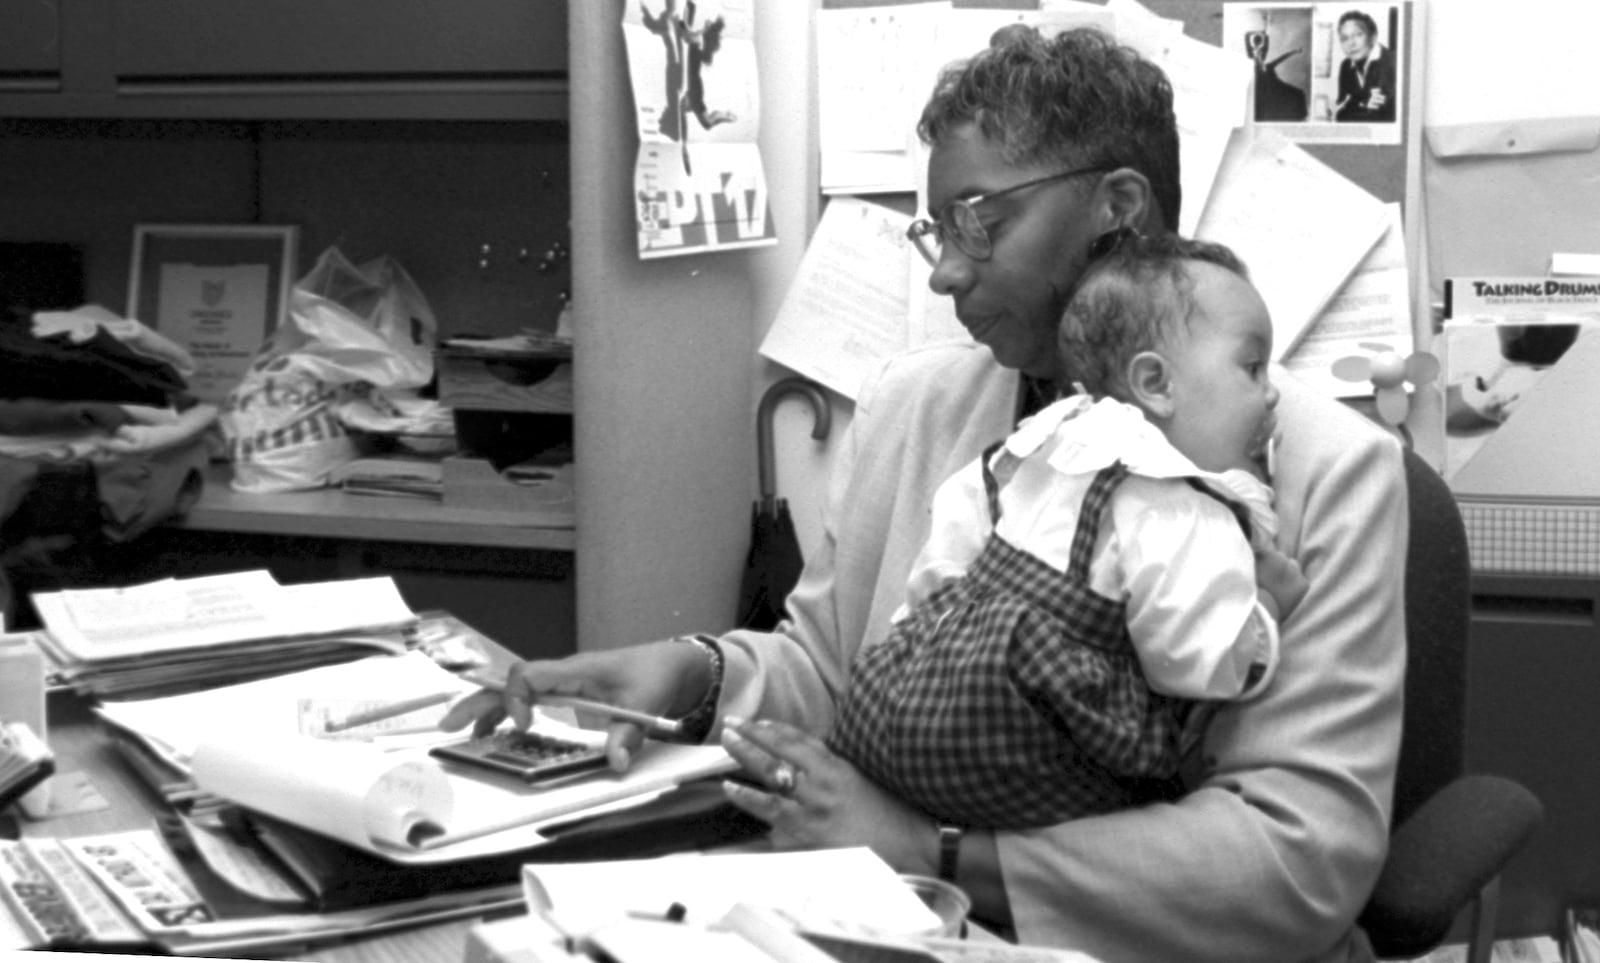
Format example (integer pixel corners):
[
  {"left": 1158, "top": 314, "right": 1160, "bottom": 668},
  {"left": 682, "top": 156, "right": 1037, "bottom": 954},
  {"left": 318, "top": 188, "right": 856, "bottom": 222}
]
[{"left": 828, "top": 232, "right": 1308, "bottom": 829}]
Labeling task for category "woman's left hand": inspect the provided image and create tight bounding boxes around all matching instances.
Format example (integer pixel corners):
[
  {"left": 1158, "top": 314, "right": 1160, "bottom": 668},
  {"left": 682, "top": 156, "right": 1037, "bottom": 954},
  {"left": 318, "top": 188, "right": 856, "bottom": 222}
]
[{"left": 719, "top": 716, "right": 936, "bottom": 875}]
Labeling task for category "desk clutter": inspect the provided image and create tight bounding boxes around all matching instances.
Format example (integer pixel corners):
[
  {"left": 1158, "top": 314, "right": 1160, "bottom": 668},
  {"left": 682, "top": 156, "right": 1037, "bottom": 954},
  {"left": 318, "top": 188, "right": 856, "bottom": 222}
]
[
  {"left": 207, "top": 244, "right": 575, "bottom": 527},
  {"left": 24, "top": 569, "right": 423, "bottom": 698},
  {"left": 460, "top": 849, "right": 1100, "bottom": 963},
  {"left": 3, "top": 574, "right": 1104, "bottom": 961},
  {"left": 0, "top": 582, "right": 772, "bottom": 956}
]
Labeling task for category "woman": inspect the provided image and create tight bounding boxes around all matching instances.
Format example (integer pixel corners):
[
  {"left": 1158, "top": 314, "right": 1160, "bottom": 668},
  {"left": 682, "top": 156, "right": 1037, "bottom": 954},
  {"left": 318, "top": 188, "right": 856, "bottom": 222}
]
[
  {"left": 445, "top": 27, "right": 1405, "bottom": 963},
  {"left": 1335, "top": 10, "right": 1396, "bottom": 123}
]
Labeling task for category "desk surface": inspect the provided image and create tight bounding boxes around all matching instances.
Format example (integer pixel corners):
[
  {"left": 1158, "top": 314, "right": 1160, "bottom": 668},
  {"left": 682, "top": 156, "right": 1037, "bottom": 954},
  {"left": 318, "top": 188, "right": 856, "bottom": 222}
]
[{"left": 176, "top": 464, "right": 575, "bottom": 552}]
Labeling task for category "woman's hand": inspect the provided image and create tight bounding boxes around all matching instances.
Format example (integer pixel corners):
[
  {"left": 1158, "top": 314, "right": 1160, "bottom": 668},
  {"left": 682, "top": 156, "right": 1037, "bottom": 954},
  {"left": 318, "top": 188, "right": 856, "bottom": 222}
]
[
  {"left": 719, "top": 717, "right": 938, "bottom": 877},
  {"left": 437, "top": 641, "right": 712, "bottom": 772}
]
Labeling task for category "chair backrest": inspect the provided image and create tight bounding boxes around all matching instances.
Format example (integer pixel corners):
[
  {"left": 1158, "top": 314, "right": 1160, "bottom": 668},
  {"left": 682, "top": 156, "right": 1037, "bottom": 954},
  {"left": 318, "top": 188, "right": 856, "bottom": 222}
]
[{"left": 1393, "top": 446, "right": 1472, "bottom": 827}]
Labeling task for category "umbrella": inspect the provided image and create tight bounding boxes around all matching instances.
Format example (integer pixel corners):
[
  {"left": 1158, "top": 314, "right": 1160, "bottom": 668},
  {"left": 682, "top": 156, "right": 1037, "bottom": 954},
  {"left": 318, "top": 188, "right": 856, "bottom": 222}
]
[{"left": 737, "top": 377, "right": 831, "bottom": 630}]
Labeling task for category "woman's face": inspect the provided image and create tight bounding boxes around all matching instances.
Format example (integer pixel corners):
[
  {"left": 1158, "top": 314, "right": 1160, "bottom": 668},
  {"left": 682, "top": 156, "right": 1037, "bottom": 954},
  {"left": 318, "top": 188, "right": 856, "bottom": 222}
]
[
  {"left": 923, "top": 123, "right": 1108, "bottom": 380},
  {"left": 1339, "top": 20, "right": 1373, "bottom": 60}
]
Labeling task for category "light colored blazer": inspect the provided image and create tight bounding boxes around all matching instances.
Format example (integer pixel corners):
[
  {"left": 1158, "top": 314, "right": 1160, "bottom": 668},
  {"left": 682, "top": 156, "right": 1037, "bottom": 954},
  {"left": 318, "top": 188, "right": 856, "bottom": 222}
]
[{"left": 717, "top": 341, "right": 1405, "bottom": 963}]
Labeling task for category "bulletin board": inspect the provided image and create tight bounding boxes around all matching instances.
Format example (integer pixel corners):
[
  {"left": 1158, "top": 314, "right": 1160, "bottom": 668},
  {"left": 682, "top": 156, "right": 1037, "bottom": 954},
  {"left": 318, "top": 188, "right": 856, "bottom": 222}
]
[
  {"left": 1143, "top": 0, "right": 1415, "bottom": 208},
  {"left": 817, "top": 0, "right": 1428, "bottom": 351},
  {"left": 820, "top": 0, "right": 1415, "bottom": 208}
]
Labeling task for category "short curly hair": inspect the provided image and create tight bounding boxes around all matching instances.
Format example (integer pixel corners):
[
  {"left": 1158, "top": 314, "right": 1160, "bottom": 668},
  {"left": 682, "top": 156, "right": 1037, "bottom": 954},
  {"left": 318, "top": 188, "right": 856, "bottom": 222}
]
[
  {"left": 1057, "top": 234, "right": 1249, "bottom": 400},
  {"left": 916, "top": 27, "right": 1181, "bottom": 230},
  {"left": 1338, "top": 10, "right": 1379, "bottom": 42}
]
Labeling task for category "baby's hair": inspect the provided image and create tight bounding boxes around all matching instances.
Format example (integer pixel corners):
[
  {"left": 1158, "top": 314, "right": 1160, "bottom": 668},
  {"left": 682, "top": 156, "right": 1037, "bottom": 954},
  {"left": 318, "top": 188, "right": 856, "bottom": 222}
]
[{"left": 1058, "top": 233, "right": 1249, "bottom": 400}]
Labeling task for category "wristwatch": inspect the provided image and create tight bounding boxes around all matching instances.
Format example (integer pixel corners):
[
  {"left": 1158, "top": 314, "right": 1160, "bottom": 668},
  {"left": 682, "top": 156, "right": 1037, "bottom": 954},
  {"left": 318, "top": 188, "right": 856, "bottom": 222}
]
[{"left": 937, "top": 823, "right": 965, "bottom": 883}]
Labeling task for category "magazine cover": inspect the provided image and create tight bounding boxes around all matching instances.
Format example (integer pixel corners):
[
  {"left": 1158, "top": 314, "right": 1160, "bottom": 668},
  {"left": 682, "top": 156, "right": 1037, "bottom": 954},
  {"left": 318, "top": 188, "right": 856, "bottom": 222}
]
[
  {"left": 1441, "top": 277, "right": 1600, "bottom": 488},
  {"left": 1443, "top": 317, "right": 1598, "bottom": 488}
]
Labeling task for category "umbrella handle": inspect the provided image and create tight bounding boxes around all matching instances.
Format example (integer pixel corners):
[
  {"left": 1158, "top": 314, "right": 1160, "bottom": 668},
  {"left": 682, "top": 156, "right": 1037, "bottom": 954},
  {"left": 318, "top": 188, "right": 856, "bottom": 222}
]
[{"left": 757, "top": 377, "right": 832, "bottom": 503}]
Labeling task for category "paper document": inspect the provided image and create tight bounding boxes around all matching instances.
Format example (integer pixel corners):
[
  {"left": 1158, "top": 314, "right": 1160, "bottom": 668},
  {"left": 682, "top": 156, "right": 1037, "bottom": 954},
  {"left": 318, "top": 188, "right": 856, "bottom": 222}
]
[
  {"left": 522, "top": 847, "right": 940, "bottom": 938},
  {"left": 817, "top": 4, "right": 945, "bottom": 195},
  {"left": 1283, "top": 202, "right": 1414, "bottom": 398},
  {"left": 192, "top": 727, "right": 735, "bottom": 865},
  {"left": 61, "top": 830, "right": 216, "bottom": 933},
  {"left": 32, "top": 570, "right": 415, "bottom": 662},
  {"left": 761, "top": 197, "right": 929, "bottom": 400},
  {"left": 1195, "top": 125, "right": 1390, "bottom": 360},
  {"left": 94, "top": 652, "right": 480, "bottom": 771},
  {"left": 194, "top": 733, "right": 455, "bottom": 852},
  {"left": 1107, "top": 0, "right": 1251, "bottom": 235}
]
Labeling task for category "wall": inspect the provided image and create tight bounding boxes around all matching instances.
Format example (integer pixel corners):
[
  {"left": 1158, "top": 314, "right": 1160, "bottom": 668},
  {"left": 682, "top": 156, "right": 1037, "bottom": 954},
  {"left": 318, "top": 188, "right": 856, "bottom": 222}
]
[
  {"left": 0, "top": 118, "right": 571, "bottom": 339},
  {"left": 1424, "top": 0, "right": 1600, "bottom": 127},
  {"left": 571, "top": 1, "right": 823, "bottom": 650}
]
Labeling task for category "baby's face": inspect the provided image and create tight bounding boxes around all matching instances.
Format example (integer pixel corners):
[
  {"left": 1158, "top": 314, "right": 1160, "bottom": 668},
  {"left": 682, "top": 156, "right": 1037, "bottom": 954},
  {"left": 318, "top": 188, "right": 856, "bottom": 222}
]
[{"left": 1158, "top": 263, "right": 1279, "bottom": 479}]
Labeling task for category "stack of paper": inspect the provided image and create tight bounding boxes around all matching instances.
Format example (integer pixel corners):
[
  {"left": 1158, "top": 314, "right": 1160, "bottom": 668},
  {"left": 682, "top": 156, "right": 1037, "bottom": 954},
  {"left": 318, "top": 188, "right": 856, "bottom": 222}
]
[
  {"left": 30, "top": 570, "right": 420, "bottom": 697},
  {"left": 0, "top": 829, "right": 523, "bottom": 957},
  {"left": 333, "top": 456, "right": 445, "bottom": 500},
  {"left": 95, "top": 653, "right": 739, "bottom": 866}
]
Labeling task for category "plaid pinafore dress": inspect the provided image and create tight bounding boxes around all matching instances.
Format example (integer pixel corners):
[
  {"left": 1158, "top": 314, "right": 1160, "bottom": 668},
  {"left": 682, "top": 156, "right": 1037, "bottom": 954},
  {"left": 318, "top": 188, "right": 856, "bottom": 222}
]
[{"left": 827, "top": 452, "right": 1197, "bottom": 830}]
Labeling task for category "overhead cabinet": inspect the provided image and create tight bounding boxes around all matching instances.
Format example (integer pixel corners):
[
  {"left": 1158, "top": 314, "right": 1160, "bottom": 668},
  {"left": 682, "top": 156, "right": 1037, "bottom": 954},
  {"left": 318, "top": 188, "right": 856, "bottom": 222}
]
[{"left": 0, "top": 0, "right": 567, "bottom": 120}]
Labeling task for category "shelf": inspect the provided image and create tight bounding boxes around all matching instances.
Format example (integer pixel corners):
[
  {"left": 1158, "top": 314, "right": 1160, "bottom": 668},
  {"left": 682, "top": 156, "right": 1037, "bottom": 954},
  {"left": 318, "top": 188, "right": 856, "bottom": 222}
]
[
  {"left": 174, "top": 464, "right": 574, "bottom": 551},
  {"left": 0, "top": 85, "right": 567, "bottom": 121}
]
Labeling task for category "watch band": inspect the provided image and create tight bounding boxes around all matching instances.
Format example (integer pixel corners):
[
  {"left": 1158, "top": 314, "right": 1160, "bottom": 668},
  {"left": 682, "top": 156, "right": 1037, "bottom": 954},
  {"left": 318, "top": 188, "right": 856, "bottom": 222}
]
[
  {"left": 671, "top": 634, "right": 724, "bottom": 743},
  {"left": 938, "top": 823, "right": 965, "bottom": 883}
]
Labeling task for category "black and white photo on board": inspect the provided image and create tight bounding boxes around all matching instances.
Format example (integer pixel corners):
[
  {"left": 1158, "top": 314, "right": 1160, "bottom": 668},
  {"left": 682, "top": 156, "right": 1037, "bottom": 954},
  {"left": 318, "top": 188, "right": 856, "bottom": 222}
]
[{"left": 1223, "top": 2, "right": 1406, "bottom": 146}]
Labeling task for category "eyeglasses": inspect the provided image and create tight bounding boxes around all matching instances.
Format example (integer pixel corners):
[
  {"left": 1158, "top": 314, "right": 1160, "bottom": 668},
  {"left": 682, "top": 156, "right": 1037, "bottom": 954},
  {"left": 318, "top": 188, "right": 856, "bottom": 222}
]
[{"left": 906, "top": 164, "right": 1114, "bottom": 268}]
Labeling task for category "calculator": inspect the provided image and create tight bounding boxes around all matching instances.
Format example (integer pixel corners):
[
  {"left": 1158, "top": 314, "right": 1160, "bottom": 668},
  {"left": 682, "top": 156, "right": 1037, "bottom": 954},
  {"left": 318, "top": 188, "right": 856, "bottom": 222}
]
[{"left": 430, "top": 729, "right": 609, "bottom": 783}]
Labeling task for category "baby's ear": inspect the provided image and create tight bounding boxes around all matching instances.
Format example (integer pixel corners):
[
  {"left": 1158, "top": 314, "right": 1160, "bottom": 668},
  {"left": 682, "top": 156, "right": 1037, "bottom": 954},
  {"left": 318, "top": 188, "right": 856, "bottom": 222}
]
[{"left": 1127, "top": 351, "right": 1174, "bottom": 418}]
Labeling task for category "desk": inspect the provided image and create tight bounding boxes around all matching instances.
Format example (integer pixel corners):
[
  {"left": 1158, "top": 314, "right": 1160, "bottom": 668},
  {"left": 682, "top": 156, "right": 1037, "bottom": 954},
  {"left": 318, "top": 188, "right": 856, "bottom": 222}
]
[
  {"left": 178, "top": 465, "right": 574, "bottom": 552},
  {"left": 21, "top": 684, "right": 524, "bottom": 962},
  {"left": 11, "top": 463, "right": 580, "bottom": 662}
]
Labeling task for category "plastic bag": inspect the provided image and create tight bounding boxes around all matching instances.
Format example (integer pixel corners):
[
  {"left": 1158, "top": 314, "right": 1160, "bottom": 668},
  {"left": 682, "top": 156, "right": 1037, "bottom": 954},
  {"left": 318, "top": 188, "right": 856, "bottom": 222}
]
[{"left": 220, "top": 247, "right": 439, "bottom": 494}]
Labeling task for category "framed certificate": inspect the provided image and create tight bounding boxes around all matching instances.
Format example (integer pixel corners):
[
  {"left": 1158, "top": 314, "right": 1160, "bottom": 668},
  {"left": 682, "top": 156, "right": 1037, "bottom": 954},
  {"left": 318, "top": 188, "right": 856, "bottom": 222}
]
[{"left": 127, "top": 224, "right": 299, "bottom": 406}]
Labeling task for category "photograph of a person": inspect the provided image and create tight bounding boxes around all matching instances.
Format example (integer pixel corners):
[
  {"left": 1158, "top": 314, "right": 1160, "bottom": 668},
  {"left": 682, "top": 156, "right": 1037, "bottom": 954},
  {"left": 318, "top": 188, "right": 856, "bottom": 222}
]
[
  {"left": 1335, "top": 7, "right": 1398, "bottom": 122},
  {"left": 639, "top": 0, "right": 742, "bottom": 175},
  {"left": 1224, "top": 2, "right": 1404, "bottom": 144}
]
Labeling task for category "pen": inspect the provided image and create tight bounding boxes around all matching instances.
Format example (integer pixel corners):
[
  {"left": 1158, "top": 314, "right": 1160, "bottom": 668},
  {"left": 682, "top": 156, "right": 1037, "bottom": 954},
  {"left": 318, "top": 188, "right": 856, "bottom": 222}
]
[
  {"left": 325, "top": 671, "right": 685, "bottom": 739},
  {"left": 323, "top": 691, "right": 460, "bottom": 732}
]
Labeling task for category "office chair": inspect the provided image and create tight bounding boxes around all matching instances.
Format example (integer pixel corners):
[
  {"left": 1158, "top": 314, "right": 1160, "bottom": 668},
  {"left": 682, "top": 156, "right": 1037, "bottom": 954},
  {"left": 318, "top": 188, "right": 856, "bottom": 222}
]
[{"left": 1356, "top": 447, "right": 1544, "bottom": 962}]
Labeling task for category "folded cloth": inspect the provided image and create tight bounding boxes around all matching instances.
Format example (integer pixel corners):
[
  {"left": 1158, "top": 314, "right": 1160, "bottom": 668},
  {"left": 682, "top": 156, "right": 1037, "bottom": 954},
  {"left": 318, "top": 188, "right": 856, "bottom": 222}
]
[
  {"left": 33, "top": 306, "right": 197, "bottom": 377},
  {"left": 0, "top": 399, "right": 131, "bottom": 436},
  {"left": 0, "top": 318, "right": 190, "bottom": 406}
]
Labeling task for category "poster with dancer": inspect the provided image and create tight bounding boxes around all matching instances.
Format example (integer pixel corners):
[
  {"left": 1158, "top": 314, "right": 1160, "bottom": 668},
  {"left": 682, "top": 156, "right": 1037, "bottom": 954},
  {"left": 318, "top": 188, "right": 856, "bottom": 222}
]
[{"left": 624, "top": 0, "right": 777, "bottom": 259}]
